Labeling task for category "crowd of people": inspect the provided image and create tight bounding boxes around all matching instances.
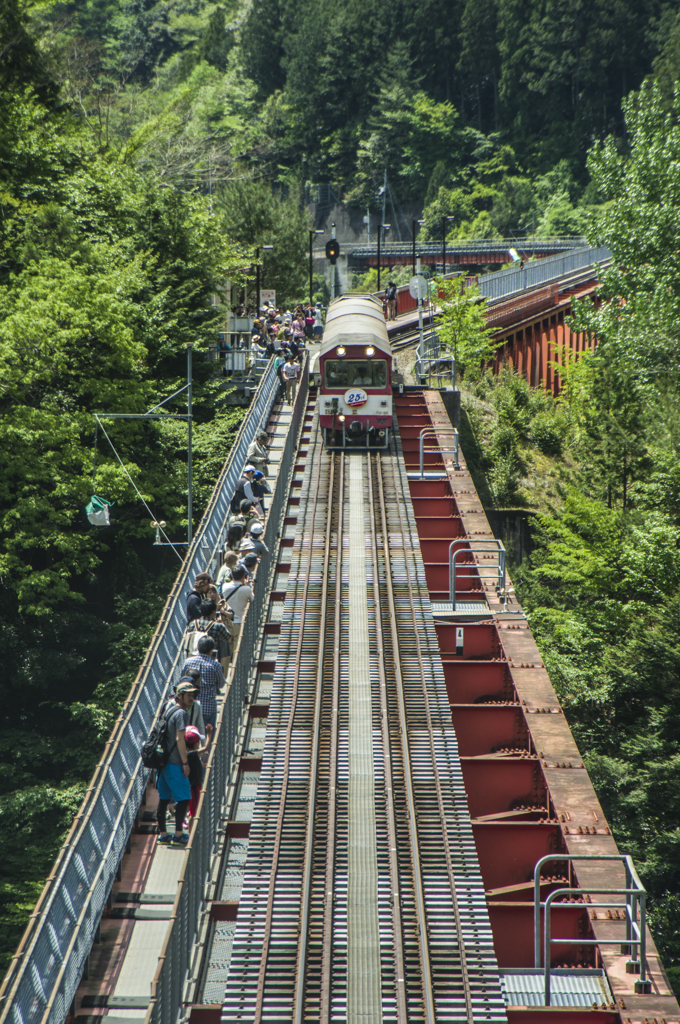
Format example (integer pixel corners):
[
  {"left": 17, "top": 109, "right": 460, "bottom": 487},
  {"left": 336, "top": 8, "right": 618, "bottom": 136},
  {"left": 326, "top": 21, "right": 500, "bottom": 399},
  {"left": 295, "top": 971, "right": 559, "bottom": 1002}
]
[
  {"left": 153, "top": 433, "right": 277, "bottom": 847},
  {"left": 218, "top": 301, "right": 324, "bottom": 364}
]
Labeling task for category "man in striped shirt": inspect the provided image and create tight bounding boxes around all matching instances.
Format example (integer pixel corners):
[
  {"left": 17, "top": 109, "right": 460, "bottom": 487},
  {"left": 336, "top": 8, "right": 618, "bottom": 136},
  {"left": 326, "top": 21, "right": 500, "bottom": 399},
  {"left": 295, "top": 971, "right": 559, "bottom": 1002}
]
[{"left": 182, "top": 635, "right": 225, "bottom": 731}]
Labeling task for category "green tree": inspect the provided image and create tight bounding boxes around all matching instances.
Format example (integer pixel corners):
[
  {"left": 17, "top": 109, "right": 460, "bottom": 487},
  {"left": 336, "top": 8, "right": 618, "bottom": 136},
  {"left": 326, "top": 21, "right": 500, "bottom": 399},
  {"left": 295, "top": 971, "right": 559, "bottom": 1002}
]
[
  {"left": 216, "top": 175, "right": 309, "bottom": 305},
  {"left": 437, "top": 277, "right": 495, "bottom": 378},
  {"left": 457, "top": 0, "right": 500, "bottom": 130}
]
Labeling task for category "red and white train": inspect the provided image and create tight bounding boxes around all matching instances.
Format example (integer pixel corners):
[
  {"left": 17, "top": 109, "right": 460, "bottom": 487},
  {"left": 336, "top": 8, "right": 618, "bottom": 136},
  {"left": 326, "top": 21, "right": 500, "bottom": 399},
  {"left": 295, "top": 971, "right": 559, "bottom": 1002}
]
[{"left": 313, "top": 294, "right": 393, "bottom": 448}]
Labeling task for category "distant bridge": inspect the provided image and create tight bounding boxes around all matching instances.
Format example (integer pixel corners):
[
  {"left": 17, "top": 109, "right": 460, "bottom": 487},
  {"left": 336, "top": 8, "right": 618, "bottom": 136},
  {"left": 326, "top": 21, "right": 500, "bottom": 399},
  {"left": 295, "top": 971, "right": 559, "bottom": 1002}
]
[
  {"left": 347, "top": 236, "right": 588, "bottom": 271},
  {"left": 385, "top": 245, "right": 612, "bottom": 395}
]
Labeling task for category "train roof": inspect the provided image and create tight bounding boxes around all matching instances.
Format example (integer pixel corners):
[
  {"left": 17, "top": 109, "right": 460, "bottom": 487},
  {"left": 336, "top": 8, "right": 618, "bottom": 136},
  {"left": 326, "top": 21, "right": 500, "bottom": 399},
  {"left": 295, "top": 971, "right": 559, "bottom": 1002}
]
[{"left": 320, "top": 294, "right": 391, "bottom": 358}]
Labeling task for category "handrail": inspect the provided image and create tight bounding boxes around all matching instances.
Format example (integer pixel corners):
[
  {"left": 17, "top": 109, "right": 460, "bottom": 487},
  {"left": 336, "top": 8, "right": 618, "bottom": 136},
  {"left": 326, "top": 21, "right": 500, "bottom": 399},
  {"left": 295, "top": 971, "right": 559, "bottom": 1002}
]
[
  {"left": 419, "top": 427, "right": 459, "bottom": 477},
  {"left": 351, "top": 237, "right": 589, "bottom": 256},
  {"left": 542, "top": 887, "right": 647, "bottom": 1006},
  {"left": 448, "top": 539, "right": 506, "bottom": 608},
  {"left": 0, "top": 357, "right": 282, "bottom": 1024},
  {"left": 532, "top": 854, "right": 649, "bottom": 1006},
  {"left": 415, "top": 341, "right": 455, "bottom": 390},
  {"left": 144, "top": 358, "right": 310, "bottom": 1024},
  {"left": 479, "top": 246, "right": 611, "bottom": 304}
]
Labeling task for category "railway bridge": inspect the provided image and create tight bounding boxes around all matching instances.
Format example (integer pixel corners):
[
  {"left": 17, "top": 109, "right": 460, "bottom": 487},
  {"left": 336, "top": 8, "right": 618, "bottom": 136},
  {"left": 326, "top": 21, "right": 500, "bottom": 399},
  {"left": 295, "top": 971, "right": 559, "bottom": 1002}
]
[
  {"left": 386, "top": 245, "right": 610, "bottom": 394},
  {"left": 346, "top": 237, "right": 588, "bottom": 274},
  {"left": 2, "top": 247, "right": 677, "bottom": 1024}
]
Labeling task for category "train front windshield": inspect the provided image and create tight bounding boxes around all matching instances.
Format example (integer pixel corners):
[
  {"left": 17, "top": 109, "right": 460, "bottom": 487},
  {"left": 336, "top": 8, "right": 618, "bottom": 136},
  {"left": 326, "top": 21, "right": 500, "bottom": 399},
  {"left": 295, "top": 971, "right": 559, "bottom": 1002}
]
[{"left": 325, "top": 359, "right": 388, "bottom": 388}]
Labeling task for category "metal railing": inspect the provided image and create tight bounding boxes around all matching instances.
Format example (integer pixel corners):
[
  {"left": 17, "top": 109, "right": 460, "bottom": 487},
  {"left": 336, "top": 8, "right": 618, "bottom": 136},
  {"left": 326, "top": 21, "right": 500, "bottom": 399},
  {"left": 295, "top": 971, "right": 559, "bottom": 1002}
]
[
  {"left": 449, "top": 539, "right": 506, "bottom": 609},
  {"left": 379, "top": 246, "right": 608, "bottom": 331},
  {"left": 145, "top": 357, "right": 310, "bottom": 1024},
  {"left": 0, "top": 358, "right": 283, "bottom": 1024},
  {"left": 533, "top": 855, "right": 650, "bottom": 1006},
  {"left": 350, "top": 237, "right": 588, "bottom": 258},
  {"left": 418, "top": 427, "right": 460, "bottom": 477},
  {"left": 414, "top": 336, "right": 455, "bottom": 390},
  {"left": 478, "top": 246, "right": 611, "bottom": 304}
]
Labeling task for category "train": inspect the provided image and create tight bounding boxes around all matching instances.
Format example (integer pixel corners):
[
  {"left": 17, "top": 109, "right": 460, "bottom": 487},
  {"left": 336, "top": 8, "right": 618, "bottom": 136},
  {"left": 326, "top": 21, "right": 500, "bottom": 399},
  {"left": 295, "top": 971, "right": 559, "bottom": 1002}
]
[{"left": 312, "top": 294, "right": 393, "bottom": 448}]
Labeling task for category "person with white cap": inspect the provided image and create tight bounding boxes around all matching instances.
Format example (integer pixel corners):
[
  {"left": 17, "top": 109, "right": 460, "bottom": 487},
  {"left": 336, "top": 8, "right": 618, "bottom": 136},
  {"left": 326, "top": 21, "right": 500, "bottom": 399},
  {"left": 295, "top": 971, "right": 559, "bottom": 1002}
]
[
  {"left": 239, "top": 521, "right": 269, "bottom": 559},
  {"left": 230, "top": 465, "right": 260, "bottom": 515}
]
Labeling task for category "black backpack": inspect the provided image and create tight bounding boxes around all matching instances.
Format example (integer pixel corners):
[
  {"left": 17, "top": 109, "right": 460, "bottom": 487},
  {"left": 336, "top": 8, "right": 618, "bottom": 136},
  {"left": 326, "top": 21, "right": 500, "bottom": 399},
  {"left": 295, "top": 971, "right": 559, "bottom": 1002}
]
[
  {"left": 141, "top": 703, "right": 174, "bottom": 769},
  {"left": 230, "top": 477, "right": 248, "bottom": 514}
]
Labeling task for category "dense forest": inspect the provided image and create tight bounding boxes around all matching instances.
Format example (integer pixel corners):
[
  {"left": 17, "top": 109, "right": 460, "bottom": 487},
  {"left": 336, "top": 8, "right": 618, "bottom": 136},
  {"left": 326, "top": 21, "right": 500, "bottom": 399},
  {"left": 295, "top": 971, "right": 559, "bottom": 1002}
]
[
  {"left": 3, "top": 0, "right": 680, "bottom": 990},
  {"left": 454, "top": 83, "right": 680, "bottom": 993}
]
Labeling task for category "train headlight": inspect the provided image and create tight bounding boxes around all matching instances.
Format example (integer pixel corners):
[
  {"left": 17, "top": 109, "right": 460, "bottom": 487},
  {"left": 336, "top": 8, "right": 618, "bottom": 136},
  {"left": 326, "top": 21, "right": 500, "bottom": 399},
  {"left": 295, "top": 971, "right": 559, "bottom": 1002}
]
[
  {"left": 338, "top": 414, "right": 346, "bottom": 422},
  {"left": 336, "top": 346, "right": 346, "bottom": 357},
  {"left": 366, "top": 346, "right": 375, "bottom": 357},
  {"left": 378, "top": 430, "right": 386, "bottom": 437}
]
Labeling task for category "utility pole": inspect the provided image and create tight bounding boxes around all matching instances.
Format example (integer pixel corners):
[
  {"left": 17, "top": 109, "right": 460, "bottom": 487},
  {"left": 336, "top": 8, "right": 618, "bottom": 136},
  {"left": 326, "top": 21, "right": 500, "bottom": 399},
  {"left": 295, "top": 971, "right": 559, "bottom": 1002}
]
[
  {"left": 381, "top": 170, "right": 387, "bottom": 230},
  {"left": 377, "top": 223, "right": 391, "bottom": 292},
  {"left": 330, "top": 223, "right": 337, "bottom": 301},
  {"left": 412, "top": 219, "right": 417, "bottom": 277},
  {"left": 186, "top": 343, "right": 193, "bottom": 546},
  {"left": 442, "top": 216, "right": 446, "bottom": 278},
  {"left": 254, "top": 244, "right": 273, "bottom": 313},
  {"left": 441, "top": 215, "right": 454, "bottom": 277},
  {"left": 309, "top": 228, "right": 324, "bottom": 306},
  {"left": 417, "top": 255, "right": 425, "bottom": 360}
]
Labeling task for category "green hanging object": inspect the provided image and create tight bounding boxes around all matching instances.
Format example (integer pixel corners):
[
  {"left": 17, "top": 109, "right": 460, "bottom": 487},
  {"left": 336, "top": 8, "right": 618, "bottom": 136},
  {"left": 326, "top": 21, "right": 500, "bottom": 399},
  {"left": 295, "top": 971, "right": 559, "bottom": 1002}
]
[{"left": 86, "top": 495, "right": 113, "bottom": 527}]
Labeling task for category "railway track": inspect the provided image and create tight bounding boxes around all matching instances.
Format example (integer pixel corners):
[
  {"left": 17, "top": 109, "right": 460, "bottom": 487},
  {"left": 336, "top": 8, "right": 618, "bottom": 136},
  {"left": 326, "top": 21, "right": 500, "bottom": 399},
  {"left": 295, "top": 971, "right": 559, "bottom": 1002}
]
[
  {"left": 222, "top": 405, "right": 504, "bottom": 1023},
  {"left": 391, "top": 319, "right": 436, "bottom": 352}
]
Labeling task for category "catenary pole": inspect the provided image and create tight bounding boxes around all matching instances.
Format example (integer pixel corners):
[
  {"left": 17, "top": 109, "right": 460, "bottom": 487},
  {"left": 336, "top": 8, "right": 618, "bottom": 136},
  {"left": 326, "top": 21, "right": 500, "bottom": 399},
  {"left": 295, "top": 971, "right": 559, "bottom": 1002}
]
[
  {"left": 187, "top": 343, "right": 193, "bottom": 546},
  {"left": 412, "top": 219, "right": 417, "bottom": 276}
]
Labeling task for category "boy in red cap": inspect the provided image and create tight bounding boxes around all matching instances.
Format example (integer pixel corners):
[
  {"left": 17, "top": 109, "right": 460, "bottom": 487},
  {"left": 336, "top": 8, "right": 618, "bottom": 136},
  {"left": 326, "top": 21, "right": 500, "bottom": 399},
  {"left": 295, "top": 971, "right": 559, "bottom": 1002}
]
[{"left": 184, "top": 724, "right": 210, "bottom": 819}]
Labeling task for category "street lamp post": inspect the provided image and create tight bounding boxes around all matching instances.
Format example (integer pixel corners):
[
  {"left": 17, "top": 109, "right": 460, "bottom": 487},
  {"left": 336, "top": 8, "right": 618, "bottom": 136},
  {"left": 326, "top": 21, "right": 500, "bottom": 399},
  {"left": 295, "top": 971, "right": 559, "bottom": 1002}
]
[
  {"left": 412, "top": 219, "right": 425, "bottom": 276},
  {"left": 309, "top": 229, "right": 325, "bottom": 306},
  {"left": 377, "top": 223, "right": 391, "bottom": 293},
  {"left": 441, "top": 216, "right": 455, "bottom": 277},
  {"left": 255, "top": 244, "right": 274, "bottom": 314}
]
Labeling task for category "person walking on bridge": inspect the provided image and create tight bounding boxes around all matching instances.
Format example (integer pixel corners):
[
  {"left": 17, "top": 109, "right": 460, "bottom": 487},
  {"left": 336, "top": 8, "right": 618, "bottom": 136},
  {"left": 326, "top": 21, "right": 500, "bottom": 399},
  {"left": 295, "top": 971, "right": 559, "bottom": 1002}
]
[
  {"left": 385, "top": 280, "right": 397, "bottom": 321},
  {"left": 156, "top": 679, "right": 197, "bottom": 847},
  {"left": 282, "top": 354, "right": 301, "bottom": 405}
]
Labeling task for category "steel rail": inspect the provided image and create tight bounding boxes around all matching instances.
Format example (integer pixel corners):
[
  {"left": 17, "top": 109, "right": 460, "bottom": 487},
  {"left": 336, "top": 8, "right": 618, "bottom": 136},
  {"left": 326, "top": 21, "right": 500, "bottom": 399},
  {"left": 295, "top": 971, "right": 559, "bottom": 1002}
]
[
  {"left": 293, "top": 451, "right": 339, "bottom": 1024},
  {"left": 370, "top": 453, "right": 437, "bottom": 1024},
  {"left": 252, "top": 436, "right": 328, "bottom": 1023},
  {"left": 366, "top": 455, "right": 409, "bottom": 1024},
  {"left": 319, "top": 453, "right": 345, "bottom": 1022},
  {"left": 382, "top": 450, "right": 475, "bottom": 1024}
]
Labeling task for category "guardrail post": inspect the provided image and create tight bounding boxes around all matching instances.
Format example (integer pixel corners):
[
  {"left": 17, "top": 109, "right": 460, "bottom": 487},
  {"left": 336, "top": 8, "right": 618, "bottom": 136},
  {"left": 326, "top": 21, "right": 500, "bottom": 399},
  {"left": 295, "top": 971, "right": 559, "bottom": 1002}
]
[
  {"left": 635, "top": 892, "right": 651, "bottom": 992},
  {"left": 543, "top": 891, "right": 554, "bottom": 1006},
  {"left": 623, "top": 858, "right": 632, "bottom": 954},
  {"left": 533, "top": 854, "right": 651, "bottom": 1004}
]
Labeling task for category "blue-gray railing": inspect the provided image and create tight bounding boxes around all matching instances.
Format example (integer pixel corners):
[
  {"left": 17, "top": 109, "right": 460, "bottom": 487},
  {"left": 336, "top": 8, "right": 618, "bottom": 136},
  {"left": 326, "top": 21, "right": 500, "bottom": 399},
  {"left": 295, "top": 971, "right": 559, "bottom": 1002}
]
[
  {"left": 0, "top": 357, "right": 282, "bottom": 1024},
  {"left": 145, "top": 357, "right": 310, "bottom": 1024},
  {"left": 478, "top": 245, "right": 611, "bottom": 303},
  {"left": 348, "top": 236, "right": 588, "bottom": 258}
]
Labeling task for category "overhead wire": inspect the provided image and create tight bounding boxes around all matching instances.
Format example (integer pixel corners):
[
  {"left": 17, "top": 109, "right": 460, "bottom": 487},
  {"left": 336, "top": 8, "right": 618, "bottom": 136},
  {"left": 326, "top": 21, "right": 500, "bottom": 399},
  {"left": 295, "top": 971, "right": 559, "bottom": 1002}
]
[{"left": 95, "top": 416, "right": 184, "bottom": 561}]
